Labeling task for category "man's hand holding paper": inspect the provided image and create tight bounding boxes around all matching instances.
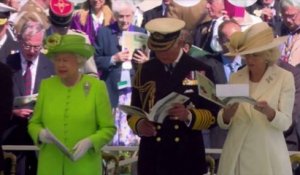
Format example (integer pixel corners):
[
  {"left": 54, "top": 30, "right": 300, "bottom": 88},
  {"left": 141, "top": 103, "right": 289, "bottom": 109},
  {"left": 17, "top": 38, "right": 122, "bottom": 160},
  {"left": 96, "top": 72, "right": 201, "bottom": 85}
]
[
  {"left": 168, "top": 103, "right": 191, "bottom": 122},
  {"left": 136, "top": 119, "right": 157, "bottom": 137}
]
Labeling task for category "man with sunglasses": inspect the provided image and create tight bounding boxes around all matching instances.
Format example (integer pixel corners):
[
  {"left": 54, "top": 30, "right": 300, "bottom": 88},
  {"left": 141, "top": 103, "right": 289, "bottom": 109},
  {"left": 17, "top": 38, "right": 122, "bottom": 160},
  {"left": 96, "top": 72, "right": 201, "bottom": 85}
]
[{"left": 3, "top": 19, "right": 54, "bottom": 175}]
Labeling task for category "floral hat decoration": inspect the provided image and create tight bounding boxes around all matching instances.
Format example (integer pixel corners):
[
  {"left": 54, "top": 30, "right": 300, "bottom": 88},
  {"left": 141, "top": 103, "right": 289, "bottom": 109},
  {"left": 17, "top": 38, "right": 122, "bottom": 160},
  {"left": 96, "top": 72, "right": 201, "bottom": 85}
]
[
  {"left": 225, "top": 22, "right": 288, "bottom": 57},
  {"left": 44, "top": 33, "right": 95, "bottom": 59}
]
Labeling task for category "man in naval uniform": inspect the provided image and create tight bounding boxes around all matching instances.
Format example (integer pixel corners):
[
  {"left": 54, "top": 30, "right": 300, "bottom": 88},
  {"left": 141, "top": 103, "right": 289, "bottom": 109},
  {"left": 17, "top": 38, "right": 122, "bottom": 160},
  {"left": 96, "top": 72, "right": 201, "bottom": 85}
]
[
  {"left": 127, "top": 18, "right": 219, "bottom": 175},
  {"left": 0, "top": 2, "right": 18, "bottom": 63}
]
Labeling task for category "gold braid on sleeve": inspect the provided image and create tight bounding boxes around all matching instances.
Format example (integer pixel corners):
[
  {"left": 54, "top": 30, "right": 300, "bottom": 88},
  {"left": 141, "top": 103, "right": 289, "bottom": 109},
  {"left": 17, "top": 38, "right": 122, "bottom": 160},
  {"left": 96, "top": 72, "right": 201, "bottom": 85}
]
[{"left": 133, "top": 65, "right": 156, "bottom": 110}]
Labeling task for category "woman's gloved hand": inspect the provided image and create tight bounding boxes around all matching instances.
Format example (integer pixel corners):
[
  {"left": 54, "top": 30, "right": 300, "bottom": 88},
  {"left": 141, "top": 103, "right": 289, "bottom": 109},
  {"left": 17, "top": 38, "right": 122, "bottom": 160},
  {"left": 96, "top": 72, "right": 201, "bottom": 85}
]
[
  {"left": 73, "top": 138, "right": 92, "bottom": 161},
  {"left": 39, "top": 129, "right": 53, "bottom": 144}
]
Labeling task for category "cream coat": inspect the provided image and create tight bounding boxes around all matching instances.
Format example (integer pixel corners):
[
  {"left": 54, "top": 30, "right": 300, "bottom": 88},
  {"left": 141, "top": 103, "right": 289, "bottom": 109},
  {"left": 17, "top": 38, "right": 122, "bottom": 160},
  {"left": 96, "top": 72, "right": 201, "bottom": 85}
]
[{"left": 217, "top": 65, "right": 295, "bottom": 175}]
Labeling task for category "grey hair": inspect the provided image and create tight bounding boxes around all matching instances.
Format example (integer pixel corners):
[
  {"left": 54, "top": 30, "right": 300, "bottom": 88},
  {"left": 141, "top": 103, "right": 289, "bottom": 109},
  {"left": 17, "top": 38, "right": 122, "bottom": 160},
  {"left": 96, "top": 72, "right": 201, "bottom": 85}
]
[
  {"left": 19, "top": 20, "right": 45, "bottom": 40},
  {"left": 112, "top": 0, "right": 135, "bottom": 16},
  {"left": 280, "top": 0, "right": 300, "bottom": 10}
]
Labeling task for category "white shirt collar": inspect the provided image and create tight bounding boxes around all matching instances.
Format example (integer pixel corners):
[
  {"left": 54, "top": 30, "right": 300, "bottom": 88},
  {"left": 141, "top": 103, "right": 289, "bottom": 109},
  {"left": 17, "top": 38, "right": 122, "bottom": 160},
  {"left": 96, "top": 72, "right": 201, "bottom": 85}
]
[{"left": 171, "top": 49, "right": 183, "bottom": 67}]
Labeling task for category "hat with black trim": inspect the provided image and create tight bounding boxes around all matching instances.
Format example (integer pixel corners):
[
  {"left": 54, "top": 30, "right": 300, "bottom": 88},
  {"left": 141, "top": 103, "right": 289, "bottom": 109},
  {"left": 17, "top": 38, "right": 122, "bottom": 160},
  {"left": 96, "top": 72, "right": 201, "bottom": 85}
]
[
  {"left": 145, "top": 18, "right": 185, "bottom": 51},
  {"left": 49, "top": 0, "right": 74, "bottom": 27},
  {"left": 0, "top": 2, "right": 16, "bottom": 25}
]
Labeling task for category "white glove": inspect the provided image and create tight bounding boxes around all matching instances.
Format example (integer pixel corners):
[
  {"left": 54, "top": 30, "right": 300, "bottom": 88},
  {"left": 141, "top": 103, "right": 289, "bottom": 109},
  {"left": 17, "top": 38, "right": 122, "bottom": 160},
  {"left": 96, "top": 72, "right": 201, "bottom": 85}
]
[
  {"left": 73, "top": 138, "right": 92, "bottom": 161},
  {"left": 39, "top": 129, "right": 53, "bottom": 144}
]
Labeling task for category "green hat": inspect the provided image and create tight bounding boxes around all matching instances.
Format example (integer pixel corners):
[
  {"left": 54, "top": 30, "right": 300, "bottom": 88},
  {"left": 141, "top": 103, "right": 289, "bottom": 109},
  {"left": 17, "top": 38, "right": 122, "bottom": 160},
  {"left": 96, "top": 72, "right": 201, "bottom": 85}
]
[{"left": 44, "top": 33, "right": 95, "bottom": 59}]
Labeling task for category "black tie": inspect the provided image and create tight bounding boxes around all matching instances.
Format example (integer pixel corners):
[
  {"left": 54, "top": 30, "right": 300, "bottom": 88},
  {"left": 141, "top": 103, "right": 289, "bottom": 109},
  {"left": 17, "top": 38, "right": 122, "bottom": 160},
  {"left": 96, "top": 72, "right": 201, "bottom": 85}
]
[
  {"left": 163, "top": 6, "right": 169, "bottom": 17},
  {"left": 166, "top": 64, "right": 174, "bottom": 74}
]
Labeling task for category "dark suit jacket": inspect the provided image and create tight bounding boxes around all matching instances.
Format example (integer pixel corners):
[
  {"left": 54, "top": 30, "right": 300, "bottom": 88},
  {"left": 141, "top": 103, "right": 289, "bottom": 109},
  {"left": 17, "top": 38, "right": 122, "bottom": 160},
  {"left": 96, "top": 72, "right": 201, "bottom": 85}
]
[
  {"left": 0, "top": 31, "right": 18, "bottom": 63},
  {"left": 0, "top": 62, "right": 13, "bottom": 171},
  {"left": 193, "top": 20, "right": 215, "bottom": 54},
  {"left": 246, "top": 1, "right": 283, "bottom": 36},
  {"left": 94, "top": 22, "right": 146, "bottom": 108},
  {"left": 3, "top": 53, "right": 54, "bottom": 145},
  {"left": 278, "top": 60, "right": 300, "bottom": 151},
  {"left": 131, "top": 53, "right": 219, "bottom": 175},
  {"left": 141, "top": 5, "right": 164, "bottom": 28}
]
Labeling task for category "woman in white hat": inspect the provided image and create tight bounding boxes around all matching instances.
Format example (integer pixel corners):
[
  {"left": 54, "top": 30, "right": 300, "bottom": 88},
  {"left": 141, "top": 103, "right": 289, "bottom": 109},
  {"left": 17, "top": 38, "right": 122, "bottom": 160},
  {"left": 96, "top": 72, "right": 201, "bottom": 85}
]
[
  {"left": 217, "top": 22, "right": 294, "bottom": 175},
  {"left": 28, "top": 34, "right": 116, "bottom": 175}
]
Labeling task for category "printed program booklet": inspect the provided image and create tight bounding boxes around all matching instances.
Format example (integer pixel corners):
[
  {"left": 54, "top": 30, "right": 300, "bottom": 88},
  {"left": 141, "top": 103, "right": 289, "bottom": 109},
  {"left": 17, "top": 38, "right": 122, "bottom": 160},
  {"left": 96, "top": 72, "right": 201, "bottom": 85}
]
[
  {"left": 119, "top": 92, "right": 189, "bottom": 123},
  {"left": 46, "top": 128, "right": 75, "bottom": 161},
  {"left": 196, "top": 72, "right": 256, "bottom": 107},
  {"left": 14, "top": 93, "right": 38, "bottom": 107}
]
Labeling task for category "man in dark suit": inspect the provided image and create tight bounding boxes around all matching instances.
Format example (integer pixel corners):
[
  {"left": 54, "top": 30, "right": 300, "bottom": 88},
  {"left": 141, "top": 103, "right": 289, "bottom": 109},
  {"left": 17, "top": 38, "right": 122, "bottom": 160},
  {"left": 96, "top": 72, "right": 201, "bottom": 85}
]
[
  {"left": 246, "top": 0, "right": 283, "bottom": 36},
  {"left": 204, "top": 20, "right": 244, "bottom": 84},
  {"left": 127, "top": 18, "right": 219, "bottom": 175},
  {"left": 141, "top": 0, "right": 172, "bottom": 28},
  {"left": 193, "top": 0, "right": 225, "bottom": 54},
  {"left": 3, "top": 19, "right": 54, "bottom": 175},
  {"left": 0, "top": 62, "right": 13, "bottom": 174},
  {"left": 94, "top": 0, "right": 146, "bottom": 109},
  {"left": 0, "top": 2, "right": 18, "bottom": 63}
]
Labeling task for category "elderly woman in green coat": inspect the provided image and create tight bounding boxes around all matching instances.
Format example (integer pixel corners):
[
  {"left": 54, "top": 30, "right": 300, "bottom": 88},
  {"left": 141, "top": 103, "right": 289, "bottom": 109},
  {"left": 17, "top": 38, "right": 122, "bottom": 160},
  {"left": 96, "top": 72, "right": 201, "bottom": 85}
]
[{"left": 28, "top": 34, "right": 116, "bottom": 175}]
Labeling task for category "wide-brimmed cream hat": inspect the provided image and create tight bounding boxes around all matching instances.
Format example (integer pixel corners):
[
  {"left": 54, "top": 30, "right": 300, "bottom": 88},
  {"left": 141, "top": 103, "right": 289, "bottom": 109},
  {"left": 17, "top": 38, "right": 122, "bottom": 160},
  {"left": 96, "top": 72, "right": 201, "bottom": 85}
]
[
  {"left": 225, "top": 22, "right": 288, "bottom": 56},
  {"left": 145, "top": 18, "right": 185, "bottom": 51}
]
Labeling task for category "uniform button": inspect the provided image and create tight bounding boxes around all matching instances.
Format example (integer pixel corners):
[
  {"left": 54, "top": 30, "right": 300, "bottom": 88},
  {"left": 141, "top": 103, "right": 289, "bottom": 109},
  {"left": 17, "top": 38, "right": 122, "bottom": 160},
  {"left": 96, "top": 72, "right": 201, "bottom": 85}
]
[
  {"left": 156, "top": 125, "right": 161, "bottom": 130},
  {"left": 174, "top": 125, "right": 179, "bottom": 130},
  {"left": 156, "top": 137, "right": 161, "bottom": 142},
  {"left": 174, "top": 137, "right": 180, "bottom": 142}
]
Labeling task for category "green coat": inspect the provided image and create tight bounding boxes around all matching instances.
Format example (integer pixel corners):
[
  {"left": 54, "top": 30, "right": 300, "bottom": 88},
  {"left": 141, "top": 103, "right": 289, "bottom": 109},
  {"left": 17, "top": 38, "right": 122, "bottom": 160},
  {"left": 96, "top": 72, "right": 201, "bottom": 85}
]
[{"left": 28, "top": 75, "right": 116, "bottom": 175}]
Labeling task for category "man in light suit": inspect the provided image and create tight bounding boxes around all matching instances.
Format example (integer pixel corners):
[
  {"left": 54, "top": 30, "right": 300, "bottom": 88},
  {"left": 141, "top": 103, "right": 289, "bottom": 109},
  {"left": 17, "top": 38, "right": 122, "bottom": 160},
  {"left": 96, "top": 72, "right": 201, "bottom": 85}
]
[
  {"left": 3, "top": 19, "right": 54, "bottom": 175},
  {"left": 279, "top": 0, "right": 300, "bottom": 152},
  {"left": 280, "top": 0, "right": 300, "bottom": 67}
]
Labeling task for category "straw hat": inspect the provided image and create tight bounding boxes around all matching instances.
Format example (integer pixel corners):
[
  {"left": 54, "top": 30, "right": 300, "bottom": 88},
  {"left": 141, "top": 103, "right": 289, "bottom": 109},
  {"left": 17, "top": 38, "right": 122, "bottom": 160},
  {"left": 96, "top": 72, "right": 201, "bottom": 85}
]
[
  {"left": 225, "top": 22, "right": 288, "bottom": 56},
  {"left": 145, "top": 18, "right": 185, "bottom": 51},
  {"left": 44, "top": 33, "right": 95, "bottom": 59}
]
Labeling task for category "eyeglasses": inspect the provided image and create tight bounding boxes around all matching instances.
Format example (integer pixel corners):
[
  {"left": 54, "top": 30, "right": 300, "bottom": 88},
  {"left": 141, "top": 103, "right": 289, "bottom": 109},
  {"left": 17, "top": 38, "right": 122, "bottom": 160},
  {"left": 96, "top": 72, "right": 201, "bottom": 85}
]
[{"left": 22, "top": 42, "right": 42, "bottom": 51}]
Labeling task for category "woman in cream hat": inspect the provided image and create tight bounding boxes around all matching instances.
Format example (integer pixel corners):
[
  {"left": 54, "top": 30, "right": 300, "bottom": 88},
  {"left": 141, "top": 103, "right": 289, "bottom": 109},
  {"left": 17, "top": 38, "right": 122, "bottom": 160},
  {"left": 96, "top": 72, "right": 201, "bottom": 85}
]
[
  {"left": 217, "top": 22, "right": 294, "bottom": 175},
  {"left": 28, "top": 34, "right": 116, "bottom": 175}
]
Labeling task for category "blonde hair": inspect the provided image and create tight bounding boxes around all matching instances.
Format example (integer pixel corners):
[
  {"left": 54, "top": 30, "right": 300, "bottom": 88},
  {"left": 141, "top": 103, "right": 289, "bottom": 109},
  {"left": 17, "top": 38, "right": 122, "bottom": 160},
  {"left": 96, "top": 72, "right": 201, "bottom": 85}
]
[{"left": 246, "top": 47, "right": 280, "bottom": 65}]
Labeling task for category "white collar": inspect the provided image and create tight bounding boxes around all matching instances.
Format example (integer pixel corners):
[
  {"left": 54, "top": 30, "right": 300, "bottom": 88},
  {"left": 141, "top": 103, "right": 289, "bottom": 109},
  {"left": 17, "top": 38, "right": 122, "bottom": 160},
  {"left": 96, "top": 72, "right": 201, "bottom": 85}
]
[{"left": 21, "top": 53, "right": 39, "bottom": 67}]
